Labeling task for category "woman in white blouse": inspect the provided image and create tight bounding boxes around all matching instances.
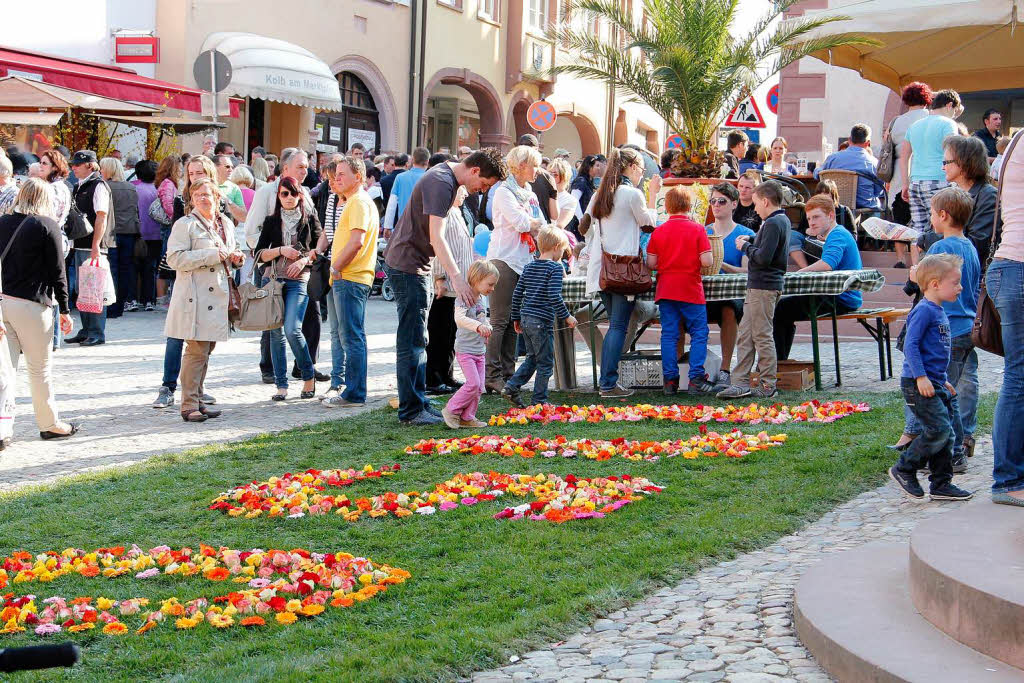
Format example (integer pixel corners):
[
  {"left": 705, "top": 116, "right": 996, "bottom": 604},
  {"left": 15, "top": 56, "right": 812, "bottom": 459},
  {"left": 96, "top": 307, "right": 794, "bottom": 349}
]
[
  {"left": 581, "top": 146, "right": 661, "bottom": 398},
  {"left": 484, "top": 145, "right": 545, "bottom": 393}
]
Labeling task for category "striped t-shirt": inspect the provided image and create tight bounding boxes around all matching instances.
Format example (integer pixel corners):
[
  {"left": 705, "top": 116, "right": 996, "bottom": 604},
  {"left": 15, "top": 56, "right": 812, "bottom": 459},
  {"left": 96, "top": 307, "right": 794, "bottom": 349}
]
[
  {"left": 323, "top": 192, "right": 345, "bottom": 244},
  {"left": 511, "top": 259, "right": 570, "bottom": 324}
]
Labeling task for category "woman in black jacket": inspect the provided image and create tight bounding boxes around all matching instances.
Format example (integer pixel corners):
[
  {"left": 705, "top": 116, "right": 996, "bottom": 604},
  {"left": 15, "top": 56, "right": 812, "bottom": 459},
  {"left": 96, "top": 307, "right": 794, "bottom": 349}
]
[
  {"left": 0, "top": 178, "right": 79, "bottom": 443},
  {"left": 254, "top": 175, "right": 325, "bottom": 400},
  {"left": 939, "top": 135, "right": 998, "bottom": 262}
]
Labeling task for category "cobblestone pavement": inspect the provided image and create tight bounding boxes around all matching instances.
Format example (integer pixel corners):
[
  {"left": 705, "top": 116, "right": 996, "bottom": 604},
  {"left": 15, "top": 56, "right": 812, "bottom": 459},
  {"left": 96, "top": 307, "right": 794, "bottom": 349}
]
[{"left": 471, "top": 444, "right": 998, "bottom": 683}]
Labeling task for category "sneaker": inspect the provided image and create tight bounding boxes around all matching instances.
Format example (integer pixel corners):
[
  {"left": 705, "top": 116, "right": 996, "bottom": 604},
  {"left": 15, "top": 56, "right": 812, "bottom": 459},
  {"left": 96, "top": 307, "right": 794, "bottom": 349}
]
[
  {"left": 401, "top": 410, "right": 443, "bottom": 426},
  {"left": 441, "top": 406, "right": 462, "bottom": 429},
  {"left": 201, "top": 393, "right": 216, "bottom": 405},
  {"left": 717, "top": 384, "right": 752, "bottom": 400},
  {"left": 502, "top": 385, "right": 525, "bottom": 409},
  {"left": 599, "top": 383, "right": 634, "bottom": 398},
  {"left": 145, "top": 302, "right": 155, "bottom": 312},
  {"left": 424, "top": 402, "right": 442, "bottom": 418},
  {"left": 715, "top": 369, "right": 731, "bottom": 385},
  {"left": 889, "top": 466, "right": 925, "bottom": 500},
  {"left": 124, "top": 300, "right": 140, "bottom": 312},
  {"left": 460, "top": 418, "right": 487, "bottom": 428},
  {"left": 929, "top": 483, "right": 974, "bottom": 501},
  {"left": 152, "top": 386, "right": 174, "bottom": 409},
  {"left": 663, "top": 378, "right": 679, "bottom": 396},
  {"left": 962, "top": 435, "right": 976, "bottom": 458},
  {"left": 952, "top": 453, "right": 968, "bottom": 474},
  {"left": 750, "top": 385, "right": 778, "bottom": 399},
  {"left": 320, "top": 387, "right": 342, "bottom": 401},
  {"left": 323, "top": 395, "right": 361, "bottom": 408},
  {"left": 687, "top": 377, "right": 719, "bottom": 395}
]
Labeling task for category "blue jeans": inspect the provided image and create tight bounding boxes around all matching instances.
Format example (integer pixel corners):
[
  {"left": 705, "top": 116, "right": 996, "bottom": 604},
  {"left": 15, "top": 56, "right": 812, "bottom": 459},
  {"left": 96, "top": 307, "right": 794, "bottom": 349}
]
[
  {"left": 52, "top": 305, "right": 61, "bottom": 349},
  {"left": 598, "top": 291, "right": 636, "bottom": 391},
  {"left": 897, "top": 377, "right": 955, "bottom": 491},
  {"left": 387, "top": 266, "right": 430, "bottom": 421},
  {"left": 270, "top": 279, "right": 314, "bottom": 389},
  {"left": 902, "top": 333, "right": 968, "bottom": 454},
  {"left": 505, "top": 315, "right": 555, "bottom": 404},
  {"left": 332, "top": 279, "right": 370, "bottom": 403},
  {"left": 988, "top": 259, "right": 1024, "bottom": 493},
  {"left": 325, "top": 285, "right": 345, "bottom": 390},
  {"left": 659, "top": 300, "right": 709, "bottom": 382},
  {"left": 74, "top": 250, "right": 106, "bottom": 341},
  {"left": 162, "top": 337, "right": 184, "bottom": 391}
]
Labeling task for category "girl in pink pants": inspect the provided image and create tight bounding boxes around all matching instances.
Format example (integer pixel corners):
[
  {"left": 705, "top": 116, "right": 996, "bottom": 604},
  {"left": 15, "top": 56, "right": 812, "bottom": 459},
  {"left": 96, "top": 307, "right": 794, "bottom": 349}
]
[{"left": 442, "top": 260, "right": 499, "bottom": 429}]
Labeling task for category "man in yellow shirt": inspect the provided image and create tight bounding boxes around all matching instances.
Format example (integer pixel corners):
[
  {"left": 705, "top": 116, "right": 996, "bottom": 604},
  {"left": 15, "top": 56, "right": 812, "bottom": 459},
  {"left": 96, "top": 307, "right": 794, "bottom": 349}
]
[{"left": 325, "top": 157, "right": 379, "bottom": 406}]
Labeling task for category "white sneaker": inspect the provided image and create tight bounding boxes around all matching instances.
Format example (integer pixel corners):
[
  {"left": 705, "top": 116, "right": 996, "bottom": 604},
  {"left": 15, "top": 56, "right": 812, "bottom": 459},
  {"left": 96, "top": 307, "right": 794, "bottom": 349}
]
[{"left": 320, "top": 387, "right": 341, "bottom": 401}]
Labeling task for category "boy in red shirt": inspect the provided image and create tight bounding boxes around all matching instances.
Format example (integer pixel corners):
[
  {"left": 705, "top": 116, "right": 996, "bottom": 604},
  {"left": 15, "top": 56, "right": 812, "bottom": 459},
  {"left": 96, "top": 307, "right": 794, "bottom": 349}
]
[{"left": 646, "top": 186, "right": 717, "bottom": 394}]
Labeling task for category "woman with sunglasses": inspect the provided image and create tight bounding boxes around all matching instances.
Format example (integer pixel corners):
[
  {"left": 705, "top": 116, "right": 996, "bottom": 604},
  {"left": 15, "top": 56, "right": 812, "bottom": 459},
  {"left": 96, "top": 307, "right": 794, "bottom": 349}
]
[
  {"left": 568, "top": 154, "right": 605, "bottom": 239},
  {"left": 253, "top": 176, "right": 324, "bottom": 400},
  {"left": 164, "top": 178, "right": 244, "bottom": 422}
]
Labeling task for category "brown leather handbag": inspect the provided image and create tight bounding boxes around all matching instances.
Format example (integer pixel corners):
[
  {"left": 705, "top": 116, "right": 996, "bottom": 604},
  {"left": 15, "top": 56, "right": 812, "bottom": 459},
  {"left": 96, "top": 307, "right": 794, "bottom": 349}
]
[
  {"left": 596, "top": 218, "right": 652, "bottom": 296},
  {"left": 971, "top": 130, "right": 1022, "bottom": 356}
]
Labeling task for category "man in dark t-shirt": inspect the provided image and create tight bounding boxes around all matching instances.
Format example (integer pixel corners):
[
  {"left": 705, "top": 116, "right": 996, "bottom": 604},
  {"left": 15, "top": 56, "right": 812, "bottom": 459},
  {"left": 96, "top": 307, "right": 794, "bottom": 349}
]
[{"left": 384, "top": 149, "right": 507, "bottom": 424}]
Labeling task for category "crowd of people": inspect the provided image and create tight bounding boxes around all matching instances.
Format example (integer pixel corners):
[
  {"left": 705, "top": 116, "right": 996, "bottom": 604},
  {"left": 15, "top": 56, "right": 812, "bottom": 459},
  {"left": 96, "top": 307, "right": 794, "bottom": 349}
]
[{"left": 0, "top": 92, "right": 1021, "bottom": 510}]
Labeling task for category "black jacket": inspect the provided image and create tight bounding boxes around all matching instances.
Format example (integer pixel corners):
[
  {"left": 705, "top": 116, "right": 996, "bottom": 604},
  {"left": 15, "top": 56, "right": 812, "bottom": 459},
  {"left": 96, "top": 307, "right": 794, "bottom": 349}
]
[
  {"left": 741, "top": 209, "right": 790, "bottom": 291},
  {"left": 0, "top": 213, "right": 69, "bottom": 313},
  {"left": 71, "top": 174, "right": 108, "bottom": 250},
  {"left": 253, "top": 209, "right": 324, "bottom": 262}
]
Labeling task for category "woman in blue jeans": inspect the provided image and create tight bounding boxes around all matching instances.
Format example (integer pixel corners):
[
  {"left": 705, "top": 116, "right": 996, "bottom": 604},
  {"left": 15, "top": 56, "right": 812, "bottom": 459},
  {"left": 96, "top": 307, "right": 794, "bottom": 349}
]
[
  {"left": 580, "top": 147, "right": 661, "bottom": 398},
  {"left": 253, "top": 176, "right": 324, "bottom": 400}
]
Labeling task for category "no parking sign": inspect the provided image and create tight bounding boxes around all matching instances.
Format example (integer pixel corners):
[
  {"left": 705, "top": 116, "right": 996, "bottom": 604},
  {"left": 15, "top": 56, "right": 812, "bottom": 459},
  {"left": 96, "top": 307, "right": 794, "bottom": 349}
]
[
  {"left": 665, "top": 134, "right": 683, "bottom": 150},
  {"left": 527, "top": 101, "right": 557, "bottom": 132}
]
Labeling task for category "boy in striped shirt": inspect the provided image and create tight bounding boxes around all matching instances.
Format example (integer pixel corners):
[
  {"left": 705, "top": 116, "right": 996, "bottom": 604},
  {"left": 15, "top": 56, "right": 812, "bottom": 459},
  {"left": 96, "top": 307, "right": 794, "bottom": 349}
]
[{"left": 502, "top": 227, "right": 577, "bottom": 407}]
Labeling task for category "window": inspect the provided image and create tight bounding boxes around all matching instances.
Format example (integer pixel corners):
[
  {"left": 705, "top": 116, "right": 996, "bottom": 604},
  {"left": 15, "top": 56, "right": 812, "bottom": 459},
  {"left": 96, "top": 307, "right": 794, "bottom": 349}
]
[
  {"left": 338, "top": 72, "right": 376, "bottom": 111},
  {"left": 528, "top": 0, "right": 548, "bottom": 31},
  {"left": 478, "top": 0, "right": 498, "bottom": 22},
  {"left": 437, "top": 0, "right": 463, "bottom": 10}
]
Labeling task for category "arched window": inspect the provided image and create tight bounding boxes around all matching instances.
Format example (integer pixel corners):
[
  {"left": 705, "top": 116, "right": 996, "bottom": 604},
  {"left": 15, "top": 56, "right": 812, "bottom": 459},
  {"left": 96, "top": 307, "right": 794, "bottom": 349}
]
[
  {"left": 315, "top": 71, "right": 380, "bottom": 154},
  {"left": 339, "top": 72, "right": 376, "bottom": 112}
]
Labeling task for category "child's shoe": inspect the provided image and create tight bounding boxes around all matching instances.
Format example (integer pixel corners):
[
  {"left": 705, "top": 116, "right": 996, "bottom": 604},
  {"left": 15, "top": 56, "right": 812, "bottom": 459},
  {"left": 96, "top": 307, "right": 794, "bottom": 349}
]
[
  {"left": 441, "top": 406, "right": 462, "bottom": 429},
  {"left": 460, "top": 418, "right": 487, "bottom": 429},
  {"left": 502, "top": 385, "right": 525, "bottom": 408},
  {"left": 687, "top": 376, "right": 719, "bottom": 395},
  {"left": 663, "top": 378, "right": 679, "bottom": 395},
  {"left": 929, "top": 483, "right": 973, "bottom": 501},
  {"left": 889, "top": 466, "right": 925, "bottom": 500}
]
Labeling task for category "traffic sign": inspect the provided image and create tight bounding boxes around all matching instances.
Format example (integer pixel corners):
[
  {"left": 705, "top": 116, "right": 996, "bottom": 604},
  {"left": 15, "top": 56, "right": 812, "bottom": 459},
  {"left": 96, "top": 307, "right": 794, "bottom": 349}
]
[
  {"left": 766, "top": 84, "right": 779, "bottom": 115},
  {"left": 665, "top": 133, "right": 683, "bottom": 150},
  {"left": 193, "top": 50, "right": 232, "bottom": 93},
  {"left": 724, "top": 95, "right": 766, "bottom": 129},
  {"left": 527, "top": 100, "right": 557, "bottom": 132}
]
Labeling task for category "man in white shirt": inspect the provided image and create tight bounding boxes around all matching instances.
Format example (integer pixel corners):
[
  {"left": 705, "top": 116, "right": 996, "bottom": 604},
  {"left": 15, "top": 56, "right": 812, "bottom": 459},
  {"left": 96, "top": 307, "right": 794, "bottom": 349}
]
[{"left": 66, "top": 150, "right": 110, "bottom": 346}]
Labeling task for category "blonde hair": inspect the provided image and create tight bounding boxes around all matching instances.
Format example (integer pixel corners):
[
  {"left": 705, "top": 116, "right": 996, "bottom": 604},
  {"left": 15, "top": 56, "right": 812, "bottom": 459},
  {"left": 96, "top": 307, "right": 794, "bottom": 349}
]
[
  {"left": 11, "top": 177, "right": 54, "bottom": 217},
  {"left": 467, "top": 259, "right": 500, "bottom": 286},
  {"left": 251, "top": 157, "right": 270, "bottom": 182},
  {"left": 505, "top": 145, "right": 542, "bottom": 175},
  {"left": 99, "top": 157, "right": 126, "bottom": 182},
  {"left": 184, "top": 155, "right": 218, "bottom": 210},
  {"left": 537, "top": 226, "right": 570, "bottom": 256},
  {"left": 916, "top": 253, "right": 962, "bottom": 290},
  {"left": 739, "top": 169, "right": 761, "bottom": 186},
  {"left": 549, "top": 158, "right": 572, "bottom": 190},
  {"left": 229, "top": 165, "right": 254, "bottom": 188}
]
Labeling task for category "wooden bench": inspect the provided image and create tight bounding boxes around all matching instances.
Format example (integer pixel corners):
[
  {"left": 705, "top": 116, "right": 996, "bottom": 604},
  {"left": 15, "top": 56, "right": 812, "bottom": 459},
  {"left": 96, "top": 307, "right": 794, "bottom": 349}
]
[{"left": 816, "top": 307, "right": 910, "bottom": 384}]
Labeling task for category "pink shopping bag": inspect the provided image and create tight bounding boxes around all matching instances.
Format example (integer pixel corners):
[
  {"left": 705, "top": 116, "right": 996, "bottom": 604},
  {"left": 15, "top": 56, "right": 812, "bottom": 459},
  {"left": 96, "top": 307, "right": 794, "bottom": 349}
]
[{"left": 76, "top": 258, "right": 106, "bottom": 314}]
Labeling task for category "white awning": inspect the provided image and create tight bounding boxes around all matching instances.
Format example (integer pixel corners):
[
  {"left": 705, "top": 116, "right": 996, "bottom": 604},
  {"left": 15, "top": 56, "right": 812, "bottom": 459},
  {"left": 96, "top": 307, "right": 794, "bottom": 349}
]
[
  {"left": 0, "top": 111, "right": 64, "bottom": 126},
  {"left": 200, "top": 32, "right": 342, "bottom": 111}
]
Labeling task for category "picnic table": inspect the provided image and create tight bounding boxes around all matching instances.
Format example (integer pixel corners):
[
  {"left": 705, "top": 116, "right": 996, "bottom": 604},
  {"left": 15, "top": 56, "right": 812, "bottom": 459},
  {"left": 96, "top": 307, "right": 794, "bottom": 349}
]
[{"left": 559, "top": 269, "right": 886, "bottom": 391}]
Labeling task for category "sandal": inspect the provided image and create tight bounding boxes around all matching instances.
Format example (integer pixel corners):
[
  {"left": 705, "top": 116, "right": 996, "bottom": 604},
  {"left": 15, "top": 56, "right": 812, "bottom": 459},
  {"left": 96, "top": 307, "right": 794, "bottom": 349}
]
[
  {"left": 300, "top": 390, "right": 316, "bottom": 399},
  {"left": 181, "top": 411, "right": 208, "bottom": 423},
  {"left": 272, "top": 392, "right": 287, "bottom": 402}
]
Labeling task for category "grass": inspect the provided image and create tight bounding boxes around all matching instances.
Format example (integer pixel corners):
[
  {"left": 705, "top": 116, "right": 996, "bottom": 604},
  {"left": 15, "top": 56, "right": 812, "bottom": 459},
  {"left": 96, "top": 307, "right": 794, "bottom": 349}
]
[{"left": 0, "top": 390, "right": 976, "bottom": 682}]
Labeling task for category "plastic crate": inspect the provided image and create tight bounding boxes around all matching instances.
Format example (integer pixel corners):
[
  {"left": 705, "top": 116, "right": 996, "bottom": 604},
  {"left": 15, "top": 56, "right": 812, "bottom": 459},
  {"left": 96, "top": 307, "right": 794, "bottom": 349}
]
[{"left": 617, "top": 351, "right": 664, "bottom": 389}]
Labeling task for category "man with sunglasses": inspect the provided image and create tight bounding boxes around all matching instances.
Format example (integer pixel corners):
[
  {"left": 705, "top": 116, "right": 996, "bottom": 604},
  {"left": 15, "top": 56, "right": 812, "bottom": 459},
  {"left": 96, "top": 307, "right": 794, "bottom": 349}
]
[{"left": 384, "top": 149, "right": 508, "bottom": 425}]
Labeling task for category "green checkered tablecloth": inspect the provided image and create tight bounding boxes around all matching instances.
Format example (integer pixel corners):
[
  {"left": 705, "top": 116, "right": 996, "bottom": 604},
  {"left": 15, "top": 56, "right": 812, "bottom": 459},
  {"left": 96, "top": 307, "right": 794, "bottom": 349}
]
[{"left": 561, "top": 269, "right": 886, "bottom": 304}]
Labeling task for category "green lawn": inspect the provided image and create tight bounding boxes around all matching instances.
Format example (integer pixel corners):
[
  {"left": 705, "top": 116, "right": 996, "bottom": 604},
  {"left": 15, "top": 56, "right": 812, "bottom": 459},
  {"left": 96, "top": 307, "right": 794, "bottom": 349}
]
[{"left": 0, "top": 391, "right": 968, "bottom": 682}]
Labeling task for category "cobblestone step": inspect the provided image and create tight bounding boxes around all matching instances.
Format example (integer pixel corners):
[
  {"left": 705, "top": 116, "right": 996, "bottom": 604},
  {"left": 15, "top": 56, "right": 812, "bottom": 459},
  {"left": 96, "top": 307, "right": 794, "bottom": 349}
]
[
  {"left": 794, "top": 541, "right": 1021, "bottom": 682},
  {"left": 909, "top": 501, "right": 1024, "bottom": 670}
]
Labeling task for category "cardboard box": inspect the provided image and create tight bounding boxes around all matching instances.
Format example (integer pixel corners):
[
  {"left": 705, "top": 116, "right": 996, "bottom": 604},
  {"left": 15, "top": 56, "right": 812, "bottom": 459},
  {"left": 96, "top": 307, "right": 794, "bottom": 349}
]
[{"left": 776, "top": 360, "right": 815, "bottom": 391}]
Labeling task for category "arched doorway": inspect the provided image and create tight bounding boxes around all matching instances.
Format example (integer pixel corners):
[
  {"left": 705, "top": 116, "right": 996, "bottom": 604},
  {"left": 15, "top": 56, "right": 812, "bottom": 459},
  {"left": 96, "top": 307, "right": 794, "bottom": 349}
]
[
  {"left": 314, "top": 72, "right": 380, "bottom": 155},
  {"left": 422, "top": 68, "right": 508, "bottom": 152},
  {"left": 553, "top": 111, "right": 601, "bottom": 157},
  {"left": 330, "top": 55, "right": 401, "bottom": 152},
  {"left": 507, "top": 91, "right": 533, "bottom": 142}
]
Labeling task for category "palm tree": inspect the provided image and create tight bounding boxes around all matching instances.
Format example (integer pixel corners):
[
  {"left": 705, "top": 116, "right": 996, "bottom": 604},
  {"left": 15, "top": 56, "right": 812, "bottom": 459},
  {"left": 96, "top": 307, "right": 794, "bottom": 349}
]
[{"left": 550, "top": 0, "right": 879, "bottom": 177}]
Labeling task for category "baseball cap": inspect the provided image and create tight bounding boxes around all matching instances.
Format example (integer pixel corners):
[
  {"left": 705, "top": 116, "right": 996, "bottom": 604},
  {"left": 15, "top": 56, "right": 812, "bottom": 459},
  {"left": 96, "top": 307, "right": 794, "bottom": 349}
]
[{"left": 71, "top": 150, "right": 98, "bottom": 166}]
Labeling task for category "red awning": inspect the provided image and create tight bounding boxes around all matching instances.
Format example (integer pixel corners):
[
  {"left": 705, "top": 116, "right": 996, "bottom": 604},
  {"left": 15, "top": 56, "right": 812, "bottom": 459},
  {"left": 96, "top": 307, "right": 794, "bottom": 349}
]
[{"left": 0, "top": 46, "right": 241, "bottom": 118}]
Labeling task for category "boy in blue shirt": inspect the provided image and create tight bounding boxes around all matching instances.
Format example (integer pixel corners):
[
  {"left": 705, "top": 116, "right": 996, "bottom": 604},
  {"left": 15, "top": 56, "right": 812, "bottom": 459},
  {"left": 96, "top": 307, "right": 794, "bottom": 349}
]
[
  {"left": 896, "top": 187, "right": 980, "bottom": 469},
  {"left": 889, "top": 253, "right": 974, "bottom": 501}
]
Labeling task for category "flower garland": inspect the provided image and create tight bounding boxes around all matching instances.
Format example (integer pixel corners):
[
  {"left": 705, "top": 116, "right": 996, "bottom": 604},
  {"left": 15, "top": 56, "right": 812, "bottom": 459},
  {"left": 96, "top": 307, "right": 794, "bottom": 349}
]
[
  {"left": 406, "top": 430, "right": 787, "bottom": 461},
  {"left": 210, "top": 471, "right": 663, "bottom": 522},
  {"left": 489, "top": 400, "right": 870, "bottom": 426},
  {"left": 0, "top": 545, "right": 408, "bottom": 638},
  {"left": 212, "top": 464, "right": 401, "bottom": 518}
]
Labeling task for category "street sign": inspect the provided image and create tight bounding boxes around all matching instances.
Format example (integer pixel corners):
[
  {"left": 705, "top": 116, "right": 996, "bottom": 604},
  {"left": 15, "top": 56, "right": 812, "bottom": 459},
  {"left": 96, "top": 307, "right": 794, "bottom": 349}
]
[
  {"left": 766, "top": 84, "right": 779, "bottom": 115},
  {"left": 527, "top": 100, "right": 557, "bottom": 132},
  {"left": 665, "top": 133, "right": 683, "bottom": 150},
  {"left": 193, "top": 50, "right": 232, "bottom": 93},
  {"left": 200, "top": 93, "right": 231, "bottom": 117},
  {"left": 724, "top": 95, "right": 766, "bottom": 129}
]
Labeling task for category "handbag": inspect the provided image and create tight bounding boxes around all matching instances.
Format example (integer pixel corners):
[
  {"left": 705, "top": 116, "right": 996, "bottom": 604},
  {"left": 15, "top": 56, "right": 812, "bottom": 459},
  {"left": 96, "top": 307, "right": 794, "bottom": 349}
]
[
  {"left": 971, "top": 132, "right": 1022, "bottom": 356},
  {"left": 306, "top": 252, "right": 332, "bottom": 302},
  {"left": 235, "top": 268, "right": 284, "bottom": 332},
  {"left": 596, "top": 218, "right": 652, "bottom": 296},
  {"left": 148, "top": 197, "right": 173, "bottom": 226},
  {"left": 876, "top": 119, "right": 897, "bottom": 183},
  {"left": 223, "top": 262, "right": 242, "bottom": 324},
  {"left": 63, "top": 202, "right": 92, "bottom": 241}
]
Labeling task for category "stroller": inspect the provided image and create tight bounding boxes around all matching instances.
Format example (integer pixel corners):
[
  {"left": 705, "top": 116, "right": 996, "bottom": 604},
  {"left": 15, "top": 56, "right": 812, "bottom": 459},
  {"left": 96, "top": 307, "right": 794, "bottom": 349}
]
[{"left": 372, "top": 237, "right": 394, "bottom": 301}]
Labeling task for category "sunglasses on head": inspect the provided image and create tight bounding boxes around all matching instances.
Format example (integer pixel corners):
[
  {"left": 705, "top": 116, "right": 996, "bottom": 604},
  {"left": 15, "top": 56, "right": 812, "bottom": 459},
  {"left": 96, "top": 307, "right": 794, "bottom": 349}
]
[{"left": 709, "top": 197, "right": 731, "bottom": 206}]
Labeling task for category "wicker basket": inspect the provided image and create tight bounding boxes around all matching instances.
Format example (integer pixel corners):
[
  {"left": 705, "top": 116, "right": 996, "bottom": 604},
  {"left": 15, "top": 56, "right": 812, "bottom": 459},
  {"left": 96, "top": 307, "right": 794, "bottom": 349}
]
[{"left": 702, "top": 234, "right": 725, "bottom": 276}]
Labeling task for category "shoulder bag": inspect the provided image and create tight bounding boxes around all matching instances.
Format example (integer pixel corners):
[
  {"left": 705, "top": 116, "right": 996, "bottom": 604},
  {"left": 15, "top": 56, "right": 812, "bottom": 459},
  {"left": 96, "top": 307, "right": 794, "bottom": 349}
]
[
  {"left": 235, "top": 223, "right": 284, "bottom": 331},
  {"left": 148, "top": 196, "right": 174, "bottom": 226},
  {"left": 596, "top": 217, "right": 652, "bottom": 296},
  {"left": 875, "top": 118, "right": 897, "bottom": 183},
  {"left": 971, "top": 130, "right": 1023, "bottom": 356}
]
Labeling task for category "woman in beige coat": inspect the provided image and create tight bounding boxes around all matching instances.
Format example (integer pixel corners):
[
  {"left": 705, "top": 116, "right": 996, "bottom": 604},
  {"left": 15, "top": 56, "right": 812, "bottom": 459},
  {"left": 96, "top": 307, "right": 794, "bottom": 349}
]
[{"left": 165, "top": 178, "right": 244, "bottom": 422}]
